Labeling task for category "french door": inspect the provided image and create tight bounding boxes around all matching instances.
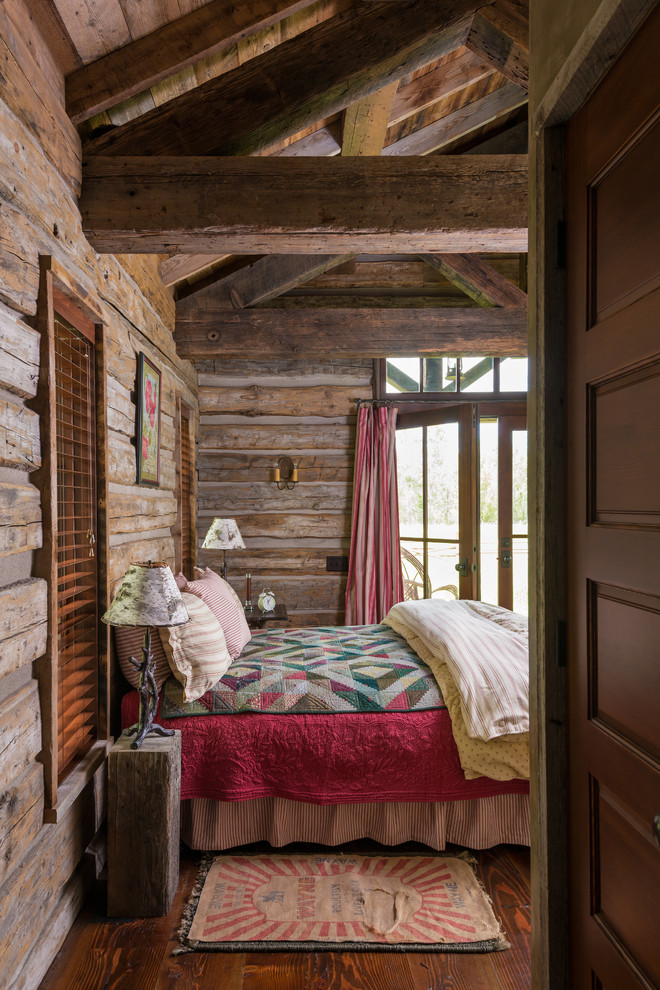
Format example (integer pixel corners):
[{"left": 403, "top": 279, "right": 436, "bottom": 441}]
[{"left": 397, "top": 401, "right": 527, "bottom": 611}]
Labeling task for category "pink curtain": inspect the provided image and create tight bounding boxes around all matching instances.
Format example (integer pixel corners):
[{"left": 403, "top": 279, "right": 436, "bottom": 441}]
[{"left": 344, "top": 403, "right": 404, "bottom": 625}]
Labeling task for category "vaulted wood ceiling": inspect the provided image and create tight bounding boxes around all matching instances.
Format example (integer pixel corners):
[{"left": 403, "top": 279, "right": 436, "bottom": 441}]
[{"left": 26, "top": 0, "right": 529, "bottom": 358}]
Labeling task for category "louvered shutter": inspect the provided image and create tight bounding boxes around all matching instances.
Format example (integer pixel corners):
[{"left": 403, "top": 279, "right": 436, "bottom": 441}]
[{"left": 54, "top": 310, "right": 98, "bottom": 779}]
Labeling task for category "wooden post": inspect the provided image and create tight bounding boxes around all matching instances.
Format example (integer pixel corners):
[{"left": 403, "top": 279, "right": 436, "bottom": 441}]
[{"left": 107, "top": 731, "right": 181, "bottom": 917}]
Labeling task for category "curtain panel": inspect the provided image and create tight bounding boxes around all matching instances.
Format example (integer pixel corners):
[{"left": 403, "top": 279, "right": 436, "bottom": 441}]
[{"left": 345, "top": 403, "right": 404, "bottom": 624}]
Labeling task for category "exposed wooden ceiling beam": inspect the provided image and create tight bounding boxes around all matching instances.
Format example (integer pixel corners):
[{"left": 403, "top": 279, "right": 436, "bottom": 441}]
[
  {"left": 181, "top": 255, "right": 358, "bottom": 308},
  {"left": 389, "top": 48, "right": 494, "bottom": 125},
  {"left": 174, "top": 306, "right": 527, "bottom": 359},
  {"left": 65, "top": 0, "right": 316, "bottom": 125},
  {"left": 18, "top": 0, "right": 82, "bottom": 75},
  {"left": 419, "top": 253, "right": 527, "bottom": 306},
  {"left": 465, "top": 6, "right": 529, "bottom": 90},
  {"left": 166, "top": 121, "right": 343, "bottom": 287},
  {"left": 341, "top": 83, "right": 399, "bottom": 156},
  {"left": 459, "top": 115, "right": 527, "bottom": 154},
  {"left": 80, "top": 155, "right": 528, "bottom": 255},
  {"left": 160, "top": 254, "right": 232, "bottom": 286},
  {"left": 383, "top": 80, "right": 526, "bottom": 155},
  {"left": 274, "top": 123, "right": 342, "bottom": 157},
  {"left": 83, "top": 0, "right": 485, "bottom": 157}
]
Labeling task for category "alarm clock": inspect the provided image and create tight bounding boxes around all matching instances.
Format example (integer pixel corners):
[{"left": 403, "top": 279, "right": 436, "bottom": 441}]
[{"left": 258, "top": 589, "right": 276, "bottom": 613}]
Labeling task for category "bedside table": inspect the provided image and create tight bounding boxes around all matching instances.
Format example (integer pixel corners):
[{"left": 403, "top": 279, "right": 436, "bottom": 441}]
[{"left": 244, "top": 603, "right": 288, "bottom": 628}]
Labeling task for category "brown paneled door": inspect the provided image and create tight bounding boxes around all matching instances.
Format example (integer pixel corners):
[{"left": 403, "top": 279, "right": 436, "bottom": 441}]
[{"left": 566, "top": 8, "right": 660, "bottom": 988}]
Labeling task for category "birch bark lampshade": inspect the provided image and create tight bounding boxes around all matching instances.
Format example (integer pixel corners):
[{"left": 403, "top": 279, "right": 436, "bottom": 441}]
[
  {"left": 102, "top": 562, "right": 189, "bottom": 749},
  {"left": 201, "top": 517, "right": 246, "bottom": 579}
]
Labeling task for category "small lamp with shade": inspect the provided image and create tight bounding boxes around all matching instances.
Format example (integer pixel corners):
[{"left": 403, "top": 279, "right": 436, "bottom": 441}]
[{"left": 102, "top": 561, "right": 189, "bottom": 749}]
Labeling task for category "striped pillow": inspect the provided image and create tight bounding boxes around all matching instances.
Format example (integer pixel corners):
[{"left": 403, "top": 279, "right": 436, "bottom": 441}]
[
  {"left": 184, "top": 568, "right": 251, "bottom": 660},
  {"left": 114, "top": 626, "right": 171, "bottom": 690},
  {"left": 158, "top": 592, "right": 232, "bottom": 702}
]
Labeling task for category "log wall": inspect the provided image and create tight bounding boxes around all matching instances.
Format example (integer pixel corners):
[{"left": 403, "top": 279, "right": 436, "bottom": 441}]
[
  {"left": 0, "top": 4, "right": 197, "bottom": 986},
  {"left": 195, "top": 358, "right": 374, "bottom": 626}
]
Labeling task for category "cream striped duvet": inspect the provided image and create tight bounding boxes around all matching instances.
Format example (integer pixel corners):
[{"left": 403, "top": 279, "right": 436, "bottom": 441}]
[{"left": 384, "top": 599, "right": 529, "bottom": 781}]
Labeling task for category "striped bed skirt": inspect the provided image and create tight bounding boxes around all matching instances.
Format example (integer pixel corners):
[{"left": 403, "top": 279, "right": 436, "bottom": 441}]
[{"left": 180, "top": 793, "right": 530, "bottom": 851}]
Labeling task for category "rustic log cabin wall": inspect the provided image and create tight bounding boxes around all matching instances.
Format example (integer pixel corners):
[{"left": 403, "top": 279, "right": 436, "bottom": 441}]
[
  {"left": 0, "top": 4, "right": 197, "bottom": 986},
  {"left": 195, "top": 357, "right": 373, "bottom": 625}
]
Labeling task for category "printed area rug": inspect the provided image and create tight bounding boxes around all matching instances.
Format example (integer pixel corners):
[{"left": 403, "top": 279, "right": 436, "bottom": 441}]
[{"left": 175, "top": 852, "right": 508, "bottom": 953}]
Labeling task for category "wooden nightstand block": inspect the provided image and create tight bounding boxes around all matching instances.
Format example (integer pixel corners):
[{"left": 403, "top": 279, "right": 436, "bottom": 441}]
[{"left": 107, "top": 731, "right": 181, "bottom": 917}]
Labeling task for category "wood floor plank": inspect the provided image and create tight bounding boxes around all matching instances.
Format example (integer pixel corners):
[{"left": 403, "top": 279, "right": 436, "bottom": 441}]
[
  {"left": 407, "top": 950, "right": 506, "bottom": 990},
  {"left": 242, "top": 950, "right": 418, "bottom": 990},
  {"left": 156, "top": 950, "right": 246, "bottom": 989},
  {"left": 478, "top": 847, "right": 532, "bottom": 990},
  {"left": 37, "top": 844, "right": 531, "bottom": 990}
]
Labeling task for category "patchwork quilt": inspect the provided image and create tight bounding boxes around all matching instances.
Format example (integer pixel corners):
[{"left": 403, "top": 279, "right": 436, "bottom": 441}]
[{"left": 161, "top": 623, "right": 444, "bottom": 717}]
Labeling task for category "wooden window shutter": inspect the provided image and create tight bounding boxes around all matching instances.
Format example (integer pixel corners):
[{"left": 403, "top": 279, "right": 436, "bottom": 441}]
[
  {"left": 53, "top": 307, "right": 99, "bottom": 779},
  {"left": 180, "top": 408, "right": 194, "bottom": 578},
  {"left": 35, "top": 258, "right": 110, "bottom": 818},
  {"left": 174, "top": 399, "right": 195, "bottom": 579}
]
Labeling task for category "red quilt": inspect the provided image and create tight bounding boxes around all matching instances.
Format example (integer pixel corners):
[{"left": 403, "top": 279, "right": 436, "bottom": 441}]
[{"left": 121, "top": 696, "right": 528, "bottom": 805}]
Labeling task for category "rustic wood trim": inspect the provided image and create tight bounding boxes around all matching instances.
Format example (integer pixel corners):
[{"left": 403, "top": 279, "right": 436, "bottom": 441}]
[
  {"left": 40, "top": 256, "right": 105, "bottom": 324},
  {"left": 459, "top": 403, "right": 478, "bottom": 599},
  {"left": 529, "top": 120, "right": 569, "bottom": 990},
  {"left": 419, "top": 253, "right": 528, "bottom": 307},
  {"left": 95, "top": 320, "right": 110, "bottom": 743},
  {"left": 533, "top": 0, "right": 657, "bottom": 130},
  {"left": 32, "top": 259, "right": 58, "bottom": 810},
  {"left": 530, "top": 5, "right": 657, "bottom": 988},
  {"left": 497, "top": 416, "right": 514, "bottom": 609},
  {"left": 80, "top": 155, "right": 528, "bottom": 255},
  {"left": 65, "top": 0, "right": 316, "bottom": 124},
  {"left": 83, "top": 0, "right": 479, "bottom": 157},
  {"left": 42, "top": 739, "right": 113, "bottom": 825},
  {"left": 175, "top": 306, "right": 528, "bottom": 359}
]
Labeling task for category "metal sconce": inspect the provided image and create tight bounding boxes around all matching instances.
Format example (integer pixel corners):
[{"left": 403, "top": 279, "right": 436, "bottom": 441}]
[{"left": 274, "top": 456, "right": 298, "bottom": 490}]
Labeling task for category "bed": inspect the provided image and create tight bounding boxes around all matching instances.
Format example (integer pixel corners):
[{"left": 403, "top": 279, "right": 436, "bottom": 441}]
[{"left": 120, "top": 596, "right": 530, "bottom": 852}]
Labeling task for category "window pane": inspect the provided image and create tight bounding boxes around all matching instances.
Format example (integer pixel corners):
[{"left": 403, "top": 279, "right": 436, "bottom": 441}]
[
  {"left": 401, "top": 540, "right": 427, "bottom": 600},
  {"left": 512, "top": 430, "right": 528, "bottom": 532},
  {"left": 428, "top": 543, "right": 460, "bottom": 600},
  {"left": 427, "top": 422, "right": 459, "bottom": 539},
  {"left": 512, "top": 537, "right": 528, "bottom": 614},
  {"left": 461, "top": 356, "right": 494, "bottom": 392},
  {"left": 396, "top": 427, "right": 423, "bottom": 535},
  {"left": 385, "top": 358, "right": 420, "bottom": 393},
  {"left": 479, "top": 419, "right": 499, "bottom": 605},
  {"left": 423, "top": 357, "right": 457, "bottom": 392},
  {"left": 500, "top": 357, "right": 528, "bottom": 392}
]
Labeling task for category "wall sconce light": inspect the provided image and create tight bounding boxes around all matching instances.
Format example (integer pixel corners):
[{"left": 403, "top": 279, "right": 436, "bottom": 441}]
[{"left": 274, "top": 456, "right": 298, "bottom": 490}]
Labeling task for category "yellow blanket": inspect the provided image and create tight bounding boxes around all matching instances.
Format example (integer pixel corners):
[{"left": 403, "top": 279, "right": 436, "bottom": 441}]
[{"left": 385, "top": 601, "right": 529, "bottom": 781}]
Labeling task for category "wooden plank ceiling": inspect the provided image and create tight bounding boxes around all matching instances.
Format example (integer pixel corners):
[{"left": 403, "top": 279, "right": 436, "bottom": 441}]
[{"left": 30, "top": 0, "right": 530, "bottom": 358}]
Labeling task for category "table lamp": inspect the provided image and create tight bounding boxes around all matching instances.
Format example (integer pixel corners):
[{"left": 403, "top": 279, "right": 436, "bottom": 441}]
[
  {"left": 201, "top": 517, "right": 246, "bottom": 579},
  {"left": 102, "top": 561, "right": 189, "bottom": 749}
]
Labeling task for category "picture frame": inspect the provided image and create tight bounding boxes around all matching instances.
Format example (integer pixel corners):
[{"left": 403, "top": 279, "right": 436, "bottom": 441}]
[{"left": 136, "top": 351, "right": 161, "bottom": 486}]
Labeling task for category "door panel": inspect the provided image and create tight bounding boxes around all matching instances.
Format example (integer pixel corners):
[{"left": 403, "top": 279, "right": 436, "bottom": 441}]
[
  {"left": 566, "top": 6, "right": 660, "bottom": 988},
  {"left": 397, "top": 404, "right": 475, "bottom": 600}
]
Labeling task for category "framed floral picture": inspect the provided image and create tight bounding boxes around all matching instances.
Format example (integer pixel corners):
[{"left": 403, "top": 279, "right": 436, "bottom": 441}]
[{"left": 136, "top": 351, "right": 161, "bottom": 486}]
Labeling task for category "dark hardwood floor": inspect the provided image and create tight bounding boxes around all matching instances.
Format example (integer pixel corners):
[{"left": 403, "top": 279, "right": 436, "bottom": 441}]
[{"left": 39, "top": 841, "right": 531, "bottom": 989}]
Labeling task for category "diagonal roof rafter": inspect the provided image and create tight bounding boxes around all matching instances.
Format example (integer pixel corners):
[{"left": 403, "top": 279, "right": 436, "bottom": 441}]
[{"left": 83, "top": 0, "right": 492, "bottom": 158}]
